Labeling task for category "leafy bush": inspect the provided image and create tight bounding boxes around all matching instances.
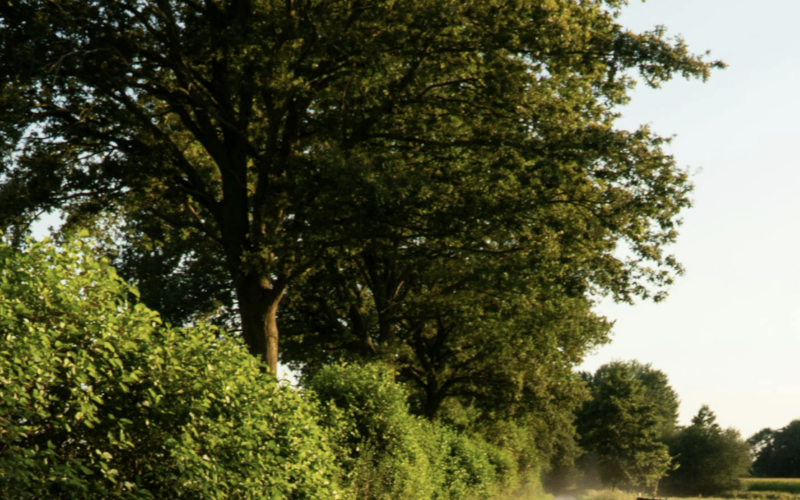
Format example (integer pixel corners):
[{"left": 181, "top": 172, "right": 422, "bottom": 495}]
[
  {"left": 473, "top": 419, "right": 541, "bottom": 490},
  {"left": 434, "top": 426, "right": 520, "bottom": 500},
  {"left": 306, "top": 363, "right": 514, "bottom": 500},
  {"left": 0, "top": 238, "right": 341, "bottom": 499},
  {"left": 307, "top": 363, "right": 438, "bottom": 500}
]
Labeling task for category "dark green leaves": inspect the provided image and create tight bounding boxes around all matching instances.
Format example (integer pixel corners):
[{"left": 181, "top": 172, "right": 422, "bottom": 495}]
[{"left": 663, "top": 405, "right": 751, "bottom": 496}]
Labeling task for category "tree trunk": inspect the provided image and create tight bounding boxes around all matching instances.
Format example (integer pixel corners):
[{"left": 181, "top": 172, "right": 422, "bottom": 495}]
[
  {"left": 424, "top": 388, "right": 443, "bottom": 422},
  {"left": 422, "top": 372, "right": 445, "bottom": 421},
  {"left": 237, "top": 275, "right": 284, "bottom": 375},
  {"left": 264, "top": 298, "right": 280, "bottom": 374}
]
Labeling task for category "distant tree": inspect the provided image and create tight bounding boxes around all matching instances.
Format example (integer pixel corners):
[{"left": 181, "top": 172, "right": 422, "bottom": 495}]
[
  {"left": 662, "top": 405, "right": 751, "bottom": 496},
  {"left": 751, "top": 420, "right": 800, "bottom": 477},
  {"left": 748, "top": 427, "right": 776, "bottom": 463},
  {"left": 576, "top": 361, "right": 674, "bottom": 494},
  {"left": 634, "top": 362, "right": 681, "bottom": 440}
]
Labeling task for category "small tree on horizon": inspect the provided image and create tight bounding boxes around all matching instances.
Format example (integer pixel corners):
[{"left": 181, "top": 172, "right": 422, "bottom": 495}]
[{"left": 662, "top": 405, "right": 751, "bottom": 496}]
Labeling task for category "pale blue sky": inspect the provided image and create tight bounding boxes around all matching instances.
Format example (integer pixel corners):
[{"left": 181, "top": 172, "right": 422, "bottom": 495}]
[{"left": 581, "top": 0, "right": 800, "bottom": 438}]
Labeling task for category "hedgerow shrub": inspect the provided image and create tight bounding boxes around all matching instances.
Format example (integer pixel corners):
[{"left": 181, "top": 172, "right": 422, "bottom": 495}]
[
  {"left": 307, "top": 363, "right": 437, "bottom": 500},
  {"left": 0, "top": 238, "right": 341, "bottom": 499},
  {"left": 306, "top": 363, "right": 517, "bottom": 500},
  {"left": 434, "top": 426, "right": 502, "bottom": 500}
]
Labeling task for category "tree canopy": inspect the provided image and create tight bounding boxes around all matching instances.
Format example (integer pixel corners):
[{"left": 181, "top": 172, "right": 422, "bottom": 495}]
[
  {"left": 576, "top": 361, "right": 677, "bottom": 493},
  {"left": 0, "top": 0, "right": 722, "bottom": 375}
]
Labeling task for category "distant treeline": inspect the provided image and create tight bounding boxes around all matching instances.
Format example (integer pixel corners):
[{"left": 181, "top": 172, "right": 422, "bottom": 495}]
[
  {"left": 566, "top": 362, "right": 800, "bottom": 496},
  {"left": 561, "top": 361, "right": 751, "bottom": 497},
  {"left": 749, "top": 420, "right": 800, "bottom": 478}
]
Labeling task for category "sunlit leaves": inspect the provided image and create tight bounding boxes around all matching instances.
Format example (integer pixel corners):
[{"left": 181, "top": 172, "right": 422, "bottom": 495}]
[{"left": 0, "top": 238, "right": 340, "bottom": 499}]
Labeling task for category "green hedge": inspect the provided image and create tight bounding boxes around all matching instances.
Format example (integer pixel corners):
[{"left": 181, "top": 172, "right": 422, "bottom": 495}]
[
  {"left": 307, "top": 363, "right": 519, "bottom": 500},
  {"left": 0, "top": 238, "right": 341, "bottom": 499},
  {"left": 0, "top": 237, "right": 540, "bottom": 499}
]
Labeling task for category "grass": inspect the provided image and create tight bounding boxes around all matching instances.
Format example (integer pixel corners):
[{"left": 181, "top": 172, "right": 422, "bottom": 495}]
[
  {"left": 727, "top": 492, "right": 800, "bottom": 500},
  {"left": 576, "top": 481, "right": 800, "bottom": 500},
  {"left": 579, "top": 489, "right": 638, "bottom": 500},
  {"left": 743, "top": 479, "right": 800, "bottom": 495}
]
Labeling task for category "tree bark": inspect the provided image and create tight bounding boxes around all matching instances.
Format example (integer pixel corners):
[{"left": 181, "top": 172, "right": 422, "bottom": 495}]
[
  {"left": 424, "top": 384, "right": 443, "bottom": 422},
  {"left": 237, "top": 275, "right": 284, "bottom": 375}
]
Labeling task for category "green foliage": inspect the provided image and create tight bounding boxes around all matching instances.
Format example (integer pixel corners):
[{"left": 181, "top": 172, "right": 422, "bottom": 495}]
[
  {"left": 632, "top": 362, "right": 681, "bottom": 440},
  {"left": 308, "top": 363, "right": 441, "bottom": 500},
  {"left": 661, "top": 405, "right": 751, "bottom": 496},
  {"left": 109, "top": 224, "right": 238, "bottom": 330},
  {"left": 576, "top": 361, "right": 675, "bottom": 493},
  {"left": 435, "top": 426, "right": 510, "bottom": 500},
  {"left": 0, "top": 238, "right": 340, "bottom": 499},
  {"left": 0, "top": 1, "right": 727, "bottom": 497},
  {"left": 0, "top": 0, "right": 722, "bottom": 374},
  {"left": 282, "top": 249, "right": 605, "bottom": 484},
  {"left": 751, "top": 420, "right": 800, "bottom": 478},
  {"left": 306, "top": 363, "right": 517, "bottom": 500}
]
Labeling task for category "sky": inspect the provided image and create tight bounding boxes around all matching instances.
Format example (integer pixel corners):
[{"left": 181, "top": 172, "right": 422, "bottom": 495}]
[{"left": 579, "top": 0, "right": 800, "bottom": 439}]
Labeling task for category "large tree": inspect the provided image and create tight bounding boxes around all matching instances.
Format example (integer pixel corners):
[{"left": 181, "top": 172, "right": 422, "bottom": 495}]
[{"left": 0, "top": 0, "right": 721, "bottom": 373}]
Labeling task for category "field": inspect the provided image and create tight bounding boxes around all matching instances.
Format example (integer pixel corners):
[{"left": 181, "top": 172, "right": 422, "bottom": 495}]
[
  {"left": 576, "top": 480, "right": 800, "bottom": 500},
  {"left": 743, "top": 479, "right": 800, "bottom": 495}
]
